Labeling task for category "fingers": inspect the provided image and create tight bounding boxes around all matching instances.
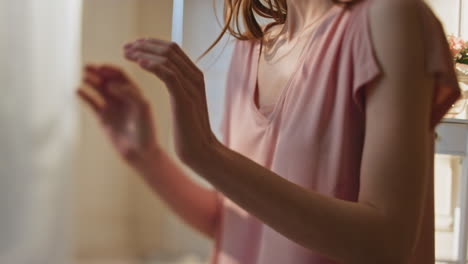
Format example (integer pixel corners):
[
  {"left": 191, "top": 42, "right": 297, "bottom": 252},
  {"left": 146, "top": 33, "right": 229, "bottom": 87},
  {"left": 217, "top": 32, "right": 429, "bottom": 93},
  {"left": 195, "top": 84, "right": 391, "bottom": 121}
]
[
  {"left": 123, "top": 38, "right": 207, "bottom": 122},
  {"left": 93, "top": 63, "right": 146, "bottom": 99},
  {"left": 145, "top": 38, "right": 192, "bottom": 65},
  {"left": 85, "top": 64, "right": 100, "bottom": 75},
  {"left": 85, "top": 63, "right": 128, "bottom": 84},
  {"left": 147, "top": 39, "right": 203, "bottom": 77},
  {"left": 101, "top": 70, "right": 143, "bottom": 101},
  {"left": 124, "top": 38, "right": 203, "bottom": 80},
  {"left": 98, "top": 65, "right": 125, "bottom": 80},
  {"left": 124, "top": 46, "right": 190, "bottom": 88},
  {"left": 132, "top": 52, "right": 189, "bottom": 99},
  {"left": 83, "top": 70, "right": 118, "bottom": 104},
  {"left": 125, "top": 45, "right": 211, "bottom": 135},
  {"left": 77, "top": 88, "right": 104, "bottom": 114},
  {"left": 97, "top": 64, "right": 133, "bottom": 85},
  {"left": 107, "top": 81, "right": 144, "bottom": 107},
  {"left": 84, "top": 64, "right": 135, "bottom": 105},
  {"left": 84, "top": 71, "right": 102, "bottom": 88}
]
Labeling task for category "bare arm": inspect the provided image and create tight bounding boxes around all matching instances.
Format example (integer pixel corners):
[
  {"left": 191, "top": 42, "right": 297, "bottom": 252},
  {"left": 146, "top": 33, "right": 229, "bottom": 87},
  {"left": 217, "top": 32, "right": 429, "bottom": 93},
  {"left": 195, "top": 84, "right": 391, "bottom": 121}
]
[
  {"left": 136, "top": 148, "right": 220, "bottom": 239},
  {"left": 77, "top": 65, "right": 220, "bottom": 239},
  {"left": 182, "top": 1, "right": 434, "bottom": 263},
  {"left": 120, "top": 0, "right": 437, "bottom": 261}
]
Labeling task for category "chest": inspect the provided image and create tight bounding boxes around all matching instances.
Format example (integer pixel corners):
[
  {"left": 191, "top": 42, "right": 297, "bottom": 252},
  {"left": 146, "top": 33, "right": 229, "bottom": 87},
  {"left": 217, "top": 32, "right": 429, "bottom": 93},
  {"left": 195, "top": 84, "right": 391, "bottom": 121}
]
[{"left": 255, "top": 36, "right": 311, "bottom": 112}]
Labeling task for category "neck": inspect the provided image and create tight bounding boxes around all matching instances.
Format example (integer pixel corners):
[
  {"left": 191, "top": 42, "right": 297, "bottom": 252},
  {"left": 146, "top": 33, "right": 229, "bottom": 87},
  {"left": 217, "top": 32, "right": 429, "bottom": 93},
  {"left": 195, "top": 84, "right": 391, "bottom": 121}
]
[{"left": 282, "top": 0, "right": 335, "bottom": 40}]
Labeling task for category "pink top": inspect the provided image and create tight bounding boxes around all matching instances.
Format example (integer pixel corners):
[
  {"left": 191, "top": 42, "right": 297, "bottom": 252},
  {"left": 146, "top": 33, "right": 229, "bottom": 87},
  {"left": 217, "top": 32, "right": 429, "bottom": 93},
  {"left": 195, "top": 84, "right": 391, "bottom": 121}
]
[{"left": 211, "top": 0, "right": 462, "bottom": 263}]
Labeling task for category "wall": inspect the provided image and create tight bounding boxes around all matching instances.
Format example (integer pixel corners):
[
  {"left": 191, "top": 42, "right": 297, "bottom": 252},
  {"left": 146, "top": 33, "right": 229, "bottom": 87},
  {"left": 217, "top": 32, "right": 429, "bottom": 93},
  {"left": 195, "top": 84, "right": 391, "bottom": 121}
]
[
  {"left": 75, "top": 0, "right": 176, "bottom": 261},
  {"left": 423, "top": 0, "right": 467, "bottom": 260},
  {"left": 427, "top": 0, "right": 468, "bottom": 37}
]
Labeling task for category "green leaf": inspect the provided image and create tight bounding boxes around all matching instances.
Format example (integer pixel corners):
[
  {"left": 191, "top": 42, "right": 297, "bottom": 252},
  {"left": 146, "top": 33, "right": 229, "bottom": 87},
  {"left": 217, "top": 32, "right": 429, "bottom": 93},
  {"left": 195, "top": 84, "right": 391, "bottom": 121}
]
[{"left": 458, "top": 57, "right": 468, "bottom": 65}]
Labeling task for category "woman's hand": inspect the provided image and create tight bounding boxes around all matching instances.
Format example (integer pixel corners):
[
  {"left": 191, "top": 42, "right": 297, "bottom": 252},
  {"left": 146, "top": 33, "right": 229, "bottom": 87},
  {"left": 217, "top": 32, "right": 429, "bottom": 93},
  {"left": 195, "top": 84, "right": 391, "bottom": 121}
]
[
  {"left": 123, "top": 38, "right": 218, "bottom": 167},
  {"left": 77, "top": 64, "right": 160, "bottom": 170}
]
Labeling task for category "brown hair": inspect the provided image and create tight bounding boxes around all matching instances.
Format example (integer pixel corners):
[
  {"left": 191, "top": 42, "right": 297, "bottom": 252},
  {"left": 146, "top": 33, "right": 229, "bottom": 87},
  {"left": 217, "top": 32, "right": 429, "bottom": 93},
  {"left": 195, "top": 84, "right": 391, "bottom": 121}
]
[{"left": 197, "top": 0, "right": 355, "bottom": 61}]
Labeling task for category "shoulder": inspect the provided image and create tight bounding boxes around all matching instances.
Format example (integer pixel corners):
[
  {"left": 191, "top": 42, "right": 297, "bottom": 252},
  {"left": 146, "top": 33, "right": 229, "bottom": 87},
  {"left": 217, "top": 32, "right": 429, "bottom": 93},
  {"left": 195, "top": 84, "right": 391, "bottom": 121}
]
[
  {"left": 228, "top": 37, "right": 260, "bottom": 67},
  {"left": 357, "top": 0, "right": 431, "bottom": 94},
  {"left": 367, "top": 0, "right": 423, "bottom": 42},
  {"left": 231, "top": 37, "right": 257, "bottom": 53},
  {"left": 365, "top": 0, "right": 432, "bottom": 68},
  {"left": 347, "top": 0, "right": 440, "bottom": 67},
  {"left": 368, "top": 0, "right": 428, "bottom": 14},
  {"left": 361, "top": 0, "right": 437, "bottom": 137},
  {"left": 346, "top": 0, "right": 437, "bottom": 115},
  {"left": 353, "top": 0, "right": 441, "bottom": 30},
  {"left": 368, "top": 0, "right": 428, "bottom": 26},
  {"left": 345, "top": 0, "right": 438, "bottom": 31},
  {"left": 225, "top": 37, "right": 258, "bottom": 83},
  {"left": 348, "top": 0, "right": 428, "bottom": 14}
]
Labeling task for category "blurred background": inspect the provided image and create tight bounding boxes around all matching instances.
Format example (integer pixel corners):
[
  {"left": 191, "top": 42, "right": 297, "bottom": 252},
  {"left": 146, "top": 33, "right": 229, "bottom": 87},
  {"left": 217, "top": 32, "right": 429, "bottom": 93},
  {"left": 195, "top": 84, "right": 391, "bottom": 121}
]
[{"left": 0, "top": 0, "right": 467, "bottom": 264}]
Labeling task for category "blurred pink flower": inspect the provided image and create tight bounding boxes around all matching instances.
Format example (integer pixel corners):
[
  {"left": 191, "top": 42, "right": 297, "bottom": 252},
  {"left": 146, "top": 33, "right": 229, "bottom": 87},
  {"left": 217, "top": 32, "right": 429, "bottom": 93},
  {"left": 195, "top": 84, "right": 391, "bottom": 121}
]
[{"left": 448, "top": 34, "right": 466, "bottom": 57}]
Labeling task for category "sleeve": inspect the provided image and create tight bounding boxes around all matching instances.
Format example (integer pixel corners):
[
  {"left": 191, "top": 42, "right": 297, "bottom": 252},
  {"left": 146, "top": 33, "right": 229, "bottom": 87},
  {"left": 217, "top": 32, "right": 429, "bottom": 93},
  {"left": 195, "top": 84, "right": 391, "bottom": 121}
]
[{"left": 350, "top": 0, "right": 462, "bottom": 130}]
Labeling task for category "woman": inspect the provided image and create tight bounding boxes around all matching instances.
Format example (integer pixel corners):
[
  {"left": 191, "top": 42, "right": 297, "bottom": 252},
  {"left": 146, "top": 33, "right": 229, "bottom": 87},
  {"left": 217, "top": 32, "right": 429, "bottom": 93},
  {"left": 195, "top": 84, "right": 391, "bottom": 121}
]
[{"left": 77, "top": 0, "right": 462, "bottom": 263}]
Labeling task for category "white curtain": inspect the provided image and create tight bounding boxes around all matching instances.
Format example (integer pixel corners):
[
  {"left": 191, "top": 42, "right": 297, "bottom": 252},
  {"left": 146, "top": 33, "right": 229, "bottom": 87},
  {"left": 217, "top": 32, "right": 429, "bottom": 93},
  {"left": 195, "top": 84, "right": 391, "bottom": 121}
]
[{"left": 0, "top": 0, "right": 82, "bottom": 263}]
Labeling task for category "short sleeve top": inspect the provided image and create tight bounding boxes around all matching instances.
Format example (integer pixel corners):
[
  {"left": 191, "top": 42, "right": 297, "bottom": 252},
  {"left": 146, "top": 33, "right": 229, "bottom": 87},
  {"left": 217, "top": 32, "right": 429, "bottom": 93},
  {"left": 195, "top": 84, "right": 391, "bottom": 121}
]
[{"left": 210, "top": 0, "right": 462, "bottom": 263}]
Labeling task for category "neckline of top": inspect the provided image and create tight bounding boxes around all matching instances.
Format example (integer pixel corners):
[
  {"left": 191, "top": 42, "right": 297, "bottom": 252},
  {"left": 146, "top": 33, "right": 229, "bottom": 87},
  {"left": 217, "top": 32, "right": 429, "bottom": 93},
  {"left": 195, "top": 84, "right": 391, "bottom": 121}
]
[{"left": 248, "top": 4, "right": 344, "bottom": 126}]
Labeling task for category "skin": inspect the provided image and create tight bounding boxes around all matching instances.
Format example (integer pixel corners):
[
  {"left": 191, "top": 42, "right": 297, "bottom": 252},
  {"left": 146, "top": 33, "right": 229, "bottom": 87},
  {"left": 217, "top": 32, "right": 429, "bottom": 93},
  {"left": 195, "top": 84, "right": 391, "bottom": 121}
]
[
  {"left": 77, "top": 0, "right": 434, "bottom": 263},
  {"left": 257, "top": 0, "right": 338, "bottom": 110},
  {"left": 78, "top": 64, "right": 220, "bottom": 238}
]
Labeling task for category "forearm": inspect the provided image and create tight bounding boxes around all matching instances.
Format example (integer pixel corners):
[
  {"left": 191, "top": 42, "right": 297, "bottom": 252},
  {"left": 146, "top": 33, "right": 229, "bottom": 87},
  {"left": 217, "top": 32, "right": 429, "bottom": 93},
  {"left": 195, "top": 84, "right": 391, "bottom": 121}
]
[
  {"left": 189, "top": 143, "right": 413, "bottom": 264},
  {"left": 136, "top": 147, "right": 220, "bottom": 239}
]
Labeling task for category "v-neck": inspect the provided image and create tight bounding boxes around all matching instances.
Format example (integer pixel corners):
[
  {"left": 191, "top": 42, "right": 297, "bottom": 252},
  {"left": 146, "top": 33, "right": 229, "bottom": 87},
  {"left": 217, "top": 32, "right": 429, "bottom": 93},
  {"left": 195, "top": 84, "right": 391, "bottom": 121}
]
[{"left": 248, "top": 4, "right": 342, "bottom": 126}]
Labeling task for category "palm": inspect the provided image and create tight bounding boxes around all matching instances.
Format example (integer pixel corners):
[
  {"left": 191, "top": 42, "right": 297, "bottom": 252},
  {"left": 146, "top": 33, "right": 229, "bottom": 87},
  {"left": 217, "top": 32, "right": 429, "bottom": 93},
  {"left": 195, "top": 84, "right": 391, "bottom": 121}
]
[
  {"left": 103, "top": 88, "right": 153, "bottom": 155},
  {"left": 78, "top": 65, "right": 158, "bottom": 163}
]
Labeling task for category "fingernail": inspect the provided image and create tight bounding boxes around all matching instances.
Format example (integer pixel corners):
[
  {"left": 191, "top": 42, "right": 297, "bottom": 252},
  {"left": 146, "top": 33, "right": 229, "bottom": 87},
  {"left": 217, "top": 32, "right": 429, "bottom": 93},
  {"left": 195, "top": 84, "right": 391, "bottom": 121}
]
[{"left": 124, "top": 43, "right": 133, "bottom": 49}]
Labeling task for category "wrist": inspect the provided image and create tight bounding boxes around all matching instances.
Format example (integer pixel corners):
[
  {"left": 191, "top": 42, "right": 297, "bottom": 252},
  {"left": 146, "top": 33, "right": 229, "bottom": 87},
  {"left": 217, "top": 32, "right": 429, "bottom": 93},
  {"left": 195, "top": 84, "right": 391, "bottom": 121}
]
[
  {"left": 189, "top": 138, "right": 227, "bottom": 176},
  {"left": 132, "top": 145, "right": 164, "bottom": 176}
]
